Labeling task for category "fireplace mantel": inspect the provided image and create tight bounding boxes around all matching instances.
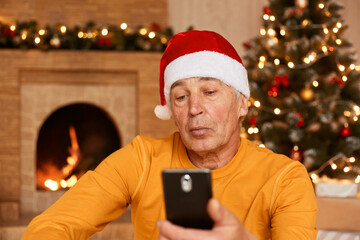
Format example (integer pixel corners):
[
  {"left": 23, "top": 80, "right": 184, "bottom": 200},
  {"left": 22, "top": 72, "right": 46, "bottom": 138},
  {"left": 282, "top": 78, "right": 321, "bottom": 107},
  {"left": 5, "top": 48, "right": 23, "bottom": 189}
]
[{"left": 0, "top": 50, "right": 177, "bottom": 221}]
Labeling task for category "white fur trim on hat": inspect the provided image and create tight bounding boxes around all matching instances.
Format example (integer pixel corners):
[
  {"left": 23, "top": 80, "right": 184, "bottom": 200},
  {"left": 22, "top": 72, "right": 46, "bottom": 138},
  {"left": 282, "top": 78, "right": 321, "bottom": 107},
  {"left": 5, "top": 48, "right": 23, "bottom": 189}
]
[
  {"left": 164, "top": 50, "right": 249, "bottom": 98},
  {"left": 154, "top": 104, "right": 172, "bottom": 120}
]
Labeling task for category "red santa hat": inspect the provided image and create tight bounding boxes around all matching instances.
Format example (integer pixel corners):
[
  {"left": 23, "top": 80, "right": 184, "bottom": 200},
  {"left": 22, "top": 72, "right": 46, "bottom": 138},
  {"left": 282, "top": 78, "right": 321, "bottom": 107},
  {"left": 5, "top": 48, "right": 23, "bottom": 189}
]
[{"left": 154, "top": 30, "right": 249, "bottom": 120}]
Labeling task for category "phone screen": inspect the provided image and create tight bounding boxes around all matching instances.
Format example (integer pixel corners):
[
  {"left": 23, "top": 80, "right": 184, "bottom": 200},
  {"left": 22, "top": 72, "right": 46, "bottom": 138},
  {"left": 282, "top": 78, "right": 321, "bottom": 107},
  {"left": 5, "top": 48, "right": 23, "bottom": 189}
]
[{"left": 162, "top": 169, "right": 214, "bottom": 229}]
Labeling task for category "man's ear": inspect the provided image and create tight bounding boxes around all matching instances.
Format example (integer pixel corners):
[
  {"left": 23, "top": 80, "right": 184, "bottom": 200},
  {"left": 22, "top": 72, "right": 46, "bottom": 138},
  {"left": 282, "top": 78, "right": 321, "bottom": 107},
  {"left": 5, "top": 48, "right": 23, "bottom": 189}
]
[{"left": 237, "top": 95, "right": 248, "bottom": 118}]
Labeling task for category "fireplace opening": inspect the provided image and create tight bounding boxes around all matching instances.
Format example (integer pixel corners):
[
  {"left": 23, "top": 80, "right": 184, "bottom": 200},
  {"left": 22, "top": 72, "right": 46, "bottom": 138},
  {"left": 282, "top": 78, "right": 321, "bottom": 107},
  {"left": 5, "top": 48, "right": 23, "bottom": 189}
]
[{"left": 36, "top": 103, "right": 121, "bottom": 191}]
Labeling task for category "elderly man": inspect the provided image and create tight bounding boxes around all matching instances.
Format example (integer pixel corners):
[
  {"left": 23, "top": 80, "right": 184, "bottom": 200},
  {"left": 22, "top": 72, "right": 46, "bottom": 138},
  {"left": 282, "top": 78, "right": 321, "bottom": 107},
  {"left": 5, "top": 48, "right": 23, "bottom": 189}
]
[{"left": 23, "top": 30, "right": 317, "bottom": 240}]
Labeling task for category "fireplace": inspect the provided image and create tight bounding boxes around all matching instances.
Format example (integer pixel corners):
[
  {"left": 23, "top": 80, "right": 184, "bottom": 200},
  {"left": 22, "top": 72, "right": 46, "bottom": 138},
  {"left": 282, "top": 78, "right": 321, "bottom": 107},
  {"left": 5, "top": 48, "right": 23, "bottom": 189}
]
[
  {"left": 36, "top": 103, "right": 121, "bottom": 191},
  {"left": 0, "top": 50, "right": 177, "bottom": 226}
]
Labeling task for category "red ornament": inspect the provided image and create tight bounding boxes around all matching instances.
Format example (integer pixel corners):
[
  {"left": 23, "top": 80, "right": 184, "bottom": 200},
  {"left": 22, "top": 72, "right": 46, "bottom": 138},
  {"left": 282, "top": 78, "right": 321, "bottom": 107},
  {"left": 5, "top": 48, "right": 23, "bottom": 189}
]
[
  {"left": 340, "top": 126, "right": 352, "bottom": 137},
  {"left": 295, "top": 112, "right": 304, "bottom": 128},
  {"left": 329, "top": 76, "right": 344, "bottom": 87},
  {"left": 243, "top": 41, "right": 251, "bottom": 50},
  {"left": 98, "top": 37, "right": 111, "bottom": 47},
  {"left": 151, "top": 23, "right": 162, "bottom": 31},
  {"left": 268, "top": 85, "right": 279, "bottom": 97},
  {"left": 291, "top": 8, "right": 305, "bottom": 16},
  {"left": 263, "top": 7, "right": 272, "bottom": 15},
  {"left": 2, "top": 28, "right": 15, "bottom": 37},
  {"left": 274, "top": 74, "right": 289, "bottom": 87},
  {"left": 249, "top": 116, "right": 257, "bottom": 126}
]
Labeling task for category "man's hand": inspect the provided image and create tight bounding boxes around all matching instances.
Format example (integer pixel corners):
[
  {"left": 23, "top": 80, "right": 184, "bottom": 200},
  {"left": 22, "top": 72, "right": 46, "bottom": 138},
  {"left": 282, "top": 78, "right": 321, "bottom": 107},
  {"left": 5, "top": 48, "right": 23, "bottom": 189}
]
[{"left": 158, "top": 198, "right": 257, "bottom": 240}]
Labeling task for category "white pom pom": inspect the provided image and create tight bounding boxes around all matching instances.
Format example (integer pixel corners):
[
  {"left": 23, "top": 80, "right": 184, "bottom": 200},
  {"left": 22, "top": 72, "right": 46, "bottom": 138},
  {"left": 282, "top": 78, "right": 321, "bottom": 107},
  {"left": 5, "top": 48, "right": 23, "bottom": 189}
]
[{"left": 154, "top": 105, "right": 172, "bottom": 120}]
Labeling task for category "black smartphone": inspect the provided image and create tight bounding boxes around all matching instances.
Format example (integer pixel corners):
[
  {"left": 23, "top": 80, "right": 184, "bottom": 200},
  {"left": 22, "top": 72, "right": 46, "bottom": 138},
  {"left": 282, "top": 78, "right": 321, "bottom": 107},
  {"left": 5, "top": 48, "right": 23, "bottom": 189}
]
[{"left": 162, "top": 168, "right": 214, "bottom": 229}]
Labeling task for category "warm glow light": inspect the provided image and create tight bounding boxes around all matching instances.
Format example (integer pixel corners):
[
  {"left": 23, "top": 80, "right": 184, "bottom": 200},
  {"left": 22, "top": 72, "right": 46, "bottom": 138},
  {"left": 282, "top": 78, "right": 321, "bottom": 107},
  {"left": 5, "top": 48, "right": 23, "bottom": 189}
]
[
  {"left": 139, "top": 28, "right": 147, "bottom": 35},
  {"left": 280, "top": 27, "right": 286, "bottom": 36},
  {"left": 60, "top": 26, "right": 67, "bottom": 34},
  {"left": 259, "top": 56, "right": 266, "bottom": 62},
  {"left": 336, "top": 22, "right": 342, "bottom": 28},
  {"left": 339, "top": 65, "right": 345, "bottom": 71},
  {"left": 333, "top": 27, "right": 339, "bottom": 33},
  {"left": 45, "top": 179, "right": 59, "bottom": 191},
  {"left": 66, "top": 175, "right": 78, "bottom": 188},
  {"left": 78, "top": 31, "right": 84, "bottom": 38},
  {"left": 311, "top": 173, "right": 318, "bottom": 180},
  {"left": 148, "top": 31, "right": 155, "bottom": 39},
  {"left": 260, "top": 27, "right": 266, "bottom": 36},
  {"left": 101, "top": 28, "right": 108, "bottom": 36},
  {"left": 354, "top": 105, "right": 360, "bottom": 113},
  {"left": 267, "top": 28, "right": 276, "bottom": 36},
  {"left": 253, "top": 127, "right": 259, "bottom": 134},
  {"left": 34, "top": 37, "right": 41, "bottom": 44},
  {"left": 274, "top": 59, "right": 280, "bottom": 65},
  {"left": 263, "top": 14, "right": 269, "bottom": 20},
  {"left": 356, "top": 175, "right": 360, "bottom": 184},
  {"left": 120, "top": 23, "right": 128, "bottom": 30},
  {"left": 344, "top": 111, "right": 351, "bottom": 117},
  {"left": 354, "top": 116, "right": 359, "bottom": 121},
  {"left": 39, "top": 29, "right": 46, "bottom": 35},
  {"left": 288, "top": 62, "right": 295, "bottom": 68},
  {"left": 259, "top": 144, "right": 265, "bottom": 148},
  {"left": 331, "top": 163, "right": 337, "bottom": 170},
  {"left": 350, "top": 64, "right": 355, "bottom": 70},
  {"left": 312, "top": 80, "right": 319, "bottom": 87},
  {"left": 304, "top": 57, "right": 310, "bottom": 64},
  {"left": 274, "top": 108, "right": 281, "bottom": 115},
  {"left": 60, "top": 180, "right": 67, "bottom": 188},
  {"left": 343, "top": 166, "right": 350, "bottom": 173},
  {"left": 349, "top": 157, "right": 355, "bottom": 163},
  {"left": 342, "top": 76, "right": 347, "bottom": 82},
  {"left": 21, "top": 31, "right": 27, "bottom": 40},
  {"left": 254, "top": 101, "right": 261, "bottom": 108},
  {"left": 322, "top": 46, "right": 328, "bottom": 53},
  {"left": 335, "top": 39, "right": 342, "bottom": 45},
  {"left": 10, "top": 25, "right": 16, "bottom": 31},
  {"left": 302, "top": 20, "right": 309, "bottom": 27},
  {"left": 270, "top": 16, "right": 275, "bottom": 21},
  {"left": 258, "top": 62, "right": 265, "bottom": 69},
  {"left": 323, "top": 27, "right": 329, "bottom": 34},
  {"left": 318, "top": 3, "right": 325, "bottom": 9},
  {"left": 248, "top": 127, "right": 254, "bottom": 134},
  {"left": 161, "top": 37, "right": 168, "bottom": 44},
  {"left": 309, "top": 52, "right": 316, "bottom": 61}
]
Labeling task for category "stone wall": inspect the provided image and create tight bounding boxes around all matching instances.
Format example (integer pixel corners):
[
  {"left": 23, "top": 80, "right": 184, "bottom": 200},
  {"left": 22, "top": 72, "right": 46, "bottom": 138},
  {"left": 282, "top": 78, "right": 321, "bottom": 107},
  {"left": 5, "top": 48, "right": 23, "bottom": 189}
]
[{"left": 0, "top": 0, "right": 168, "bottom": 28}]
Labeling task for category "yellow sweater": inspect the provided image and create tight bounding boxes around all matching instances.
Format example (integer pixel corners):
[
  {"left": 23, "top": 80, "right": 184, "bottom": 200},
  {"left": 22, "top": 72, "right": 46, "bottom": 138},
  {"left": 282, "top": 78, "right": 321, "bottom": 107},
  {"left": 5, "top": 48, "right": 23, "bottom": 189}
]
[{"left": 22, "top": 132, "right": 317, "bottom": 239}]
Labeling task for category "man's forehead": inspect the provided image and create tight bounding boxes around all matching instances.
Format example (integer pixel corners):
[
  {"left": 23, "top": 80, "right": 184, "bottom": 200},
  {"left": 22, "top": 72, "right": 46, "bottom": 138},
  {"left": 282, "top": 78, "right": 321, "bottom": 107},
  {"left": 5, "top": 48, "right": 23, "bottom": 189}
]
[{"left": 170, "top": 77, "right": 222, "bottom": 89}]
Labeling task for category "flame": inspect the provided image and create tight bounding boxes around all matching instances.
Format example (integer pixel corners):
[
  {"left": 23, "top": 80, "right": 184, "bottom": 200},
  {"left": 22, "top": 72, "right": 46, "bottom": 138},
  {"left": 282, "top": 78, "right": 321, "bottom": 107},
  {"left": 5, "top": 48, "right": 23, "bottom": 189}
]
[
  {"left": 44, "top": 179, "right": 59, "bottom": 191},
  {"left": 40, "top": 125, "right": 81, "bottom": 191}
]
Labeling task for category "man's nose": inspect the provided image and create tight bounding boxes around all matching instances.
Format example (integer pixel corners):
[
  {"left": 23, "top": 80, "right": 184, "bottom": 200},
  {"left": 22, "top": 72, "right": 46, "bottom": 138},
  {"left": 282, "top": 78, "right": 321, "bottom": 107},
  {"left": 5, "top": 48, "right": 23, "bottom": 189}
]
[{"left": 189, "top": 94, "right": 204, "bottom": 116}]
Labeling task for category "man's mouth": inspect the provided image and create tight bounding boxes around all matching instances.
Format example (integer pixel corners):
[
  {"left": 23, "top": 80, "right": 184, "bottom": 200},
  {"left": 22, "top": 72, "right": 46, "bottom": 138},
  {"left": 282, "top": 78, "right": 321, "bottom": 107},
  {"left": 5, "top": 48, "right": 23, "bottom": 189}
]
[{"left": 189, "top": 127, "right": 210, "bottom": 137}]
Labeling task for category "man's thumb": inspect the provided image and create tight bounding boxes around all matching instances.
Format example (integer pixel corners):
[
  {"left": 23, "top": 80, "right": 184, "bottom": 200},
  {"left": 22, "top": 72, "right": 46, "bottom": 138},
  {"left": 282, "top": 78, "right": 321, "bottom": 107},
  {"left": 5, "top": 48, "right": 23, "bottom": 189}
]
[{"left": 207, "top": 198, "right": 237, "bottom": 226}]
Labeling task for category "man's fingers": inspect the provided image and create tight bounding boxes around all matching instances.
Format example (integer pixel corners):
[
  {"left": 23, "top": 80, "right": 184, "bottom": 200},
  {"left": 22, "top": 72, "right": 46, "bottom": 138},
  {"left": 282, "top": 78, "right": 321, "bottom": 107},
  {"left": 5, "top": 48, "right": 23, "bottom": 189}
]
[{"left": 157, "top": 220, "right": 216, "bottom": 240}]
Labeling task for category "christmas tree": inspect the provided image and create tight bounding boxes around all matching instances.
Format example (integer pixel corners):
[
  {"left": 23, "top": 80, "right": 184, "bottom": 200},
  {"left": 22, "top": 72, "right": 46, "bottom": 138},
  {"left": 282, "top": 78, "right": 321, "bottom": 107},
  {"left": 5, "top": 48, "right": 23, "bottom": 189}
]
[{"left": 242, "top": 0, "right": 360, "bottom": 181}]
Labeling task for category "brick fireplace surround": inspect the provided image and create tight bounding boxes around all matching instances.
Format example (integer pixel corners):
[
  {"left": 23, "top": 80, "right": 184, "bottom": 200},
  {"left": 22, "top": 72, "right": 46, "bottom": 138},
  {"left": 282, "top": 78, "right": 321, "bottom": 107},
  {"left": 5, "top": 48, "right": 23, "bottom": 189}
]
[{"left": 0, "top": 50, "right": 177, "bottom": 239}]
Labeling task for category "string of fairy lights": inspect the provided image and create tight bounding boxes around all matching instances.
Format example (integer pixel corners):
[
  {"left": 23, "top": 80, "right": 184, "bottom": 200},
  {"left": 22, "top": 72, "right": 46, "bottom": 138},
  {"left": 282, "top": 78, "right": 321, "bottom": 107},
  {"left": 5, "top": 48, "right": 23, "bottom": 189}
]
[
  {"left": 309, "top": 153, "right": 360, "bottom": 183},
  {"left": 0, "top": 20, "right": 173, "bottom": 51},
  {"left": 243, "top": 1, "right": 360, "bottom": 182}
]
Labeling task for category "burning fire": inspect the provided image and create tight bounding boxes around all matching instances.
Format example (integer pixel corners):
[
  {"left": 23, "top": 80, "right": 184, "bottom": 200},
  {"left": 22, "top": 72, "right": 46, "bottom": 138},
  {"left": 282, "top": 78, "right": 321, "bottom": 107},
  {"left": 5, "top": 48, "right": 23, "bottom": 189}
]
[{"left": 38, "top": 125, "right": 81, "bottom": 191}]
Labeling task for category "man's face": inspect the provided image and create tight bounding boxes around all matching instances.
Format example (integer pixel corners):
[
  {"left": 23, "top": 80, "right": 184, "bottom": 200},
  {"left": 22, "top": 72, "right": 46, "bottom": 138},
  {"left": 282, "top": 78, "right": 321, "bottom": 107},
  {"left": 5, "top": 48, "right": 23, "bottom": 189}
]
[{"left": 170, "top": 77, "right": 248, "bottom": 154}]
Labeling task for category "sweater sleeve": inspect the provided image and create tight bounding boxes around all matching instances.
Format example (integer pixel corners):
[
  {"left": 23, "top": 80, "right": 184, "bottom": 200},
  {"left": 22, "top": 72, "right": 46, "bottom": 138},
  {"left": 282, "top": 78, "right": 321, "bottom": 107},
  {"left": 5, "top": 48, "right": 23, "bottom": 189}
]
[
  {"left": 22, "top": 136, "right": 147, "bottom": 240},
  {"left": 270, "top": 161, "right": 318, "bottom": 240}
]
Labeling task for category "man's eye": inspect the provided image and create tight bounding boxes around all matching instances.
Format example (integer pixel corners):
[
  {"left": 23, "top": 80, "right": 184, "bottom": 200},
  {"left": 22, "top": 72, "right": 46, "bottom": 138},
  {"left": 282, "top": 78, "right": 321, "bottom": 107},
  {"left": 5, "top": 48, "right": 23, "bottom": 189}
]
[
  {"left": 205, "top": 90, "right": 216, "bottom": 95},
  {"left": 176, "top": 95, "right": 186, "bottom": 100}
]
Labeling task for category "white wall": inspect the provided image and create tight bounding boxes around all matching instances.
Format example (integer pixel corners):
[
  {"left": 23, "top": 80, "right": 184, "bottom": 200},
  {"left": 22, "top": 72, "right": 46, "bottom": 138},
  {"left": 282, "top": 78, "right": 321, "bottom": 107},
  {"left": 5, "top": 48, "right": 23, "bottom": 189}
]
[{"left": 168, "top": 0, "right": 360, "bottom": 63}]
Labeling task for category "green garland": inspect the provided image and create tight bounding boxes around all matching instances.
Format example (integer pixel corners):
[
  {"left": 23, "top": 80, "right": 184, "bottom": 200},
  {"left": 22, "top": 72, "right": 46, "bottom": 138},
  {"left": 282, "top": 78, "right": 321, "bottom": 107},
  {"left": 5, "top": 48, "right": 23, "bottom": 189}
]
[{"left": 0, "top": 20, "right": 175, "bottom": 51}]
